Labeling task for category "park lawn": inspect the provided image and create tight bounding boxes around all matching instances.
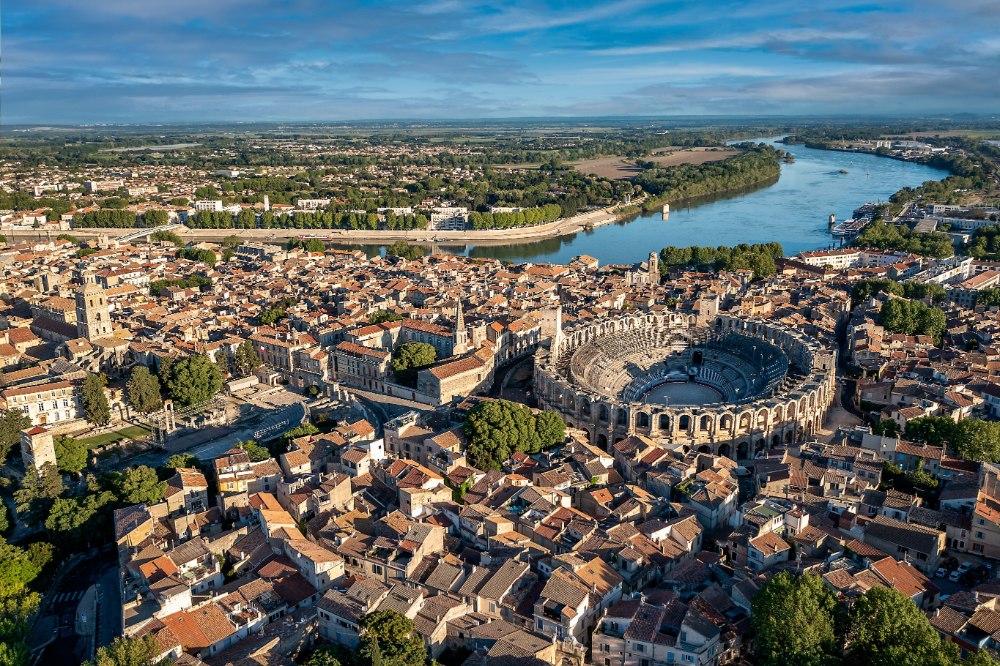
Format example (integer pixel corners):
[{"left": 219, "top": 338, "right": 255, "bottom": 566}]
[{"left": 76, "top": 425, "right": 151, "bottom": 449}]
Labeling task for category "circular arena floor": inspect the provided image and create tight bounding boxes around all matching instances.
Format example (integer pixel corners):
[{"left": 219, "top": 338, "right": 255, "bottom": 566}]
[{"left": 642, "top": 381, "right": 724, "bottom": 406}]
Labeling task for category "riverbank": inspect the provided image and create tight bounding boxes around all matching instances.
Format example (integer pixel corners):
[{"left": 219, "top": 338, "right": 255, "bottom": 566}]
[{"left": 9, "top": 197, "right": 647, "bottom": 248}]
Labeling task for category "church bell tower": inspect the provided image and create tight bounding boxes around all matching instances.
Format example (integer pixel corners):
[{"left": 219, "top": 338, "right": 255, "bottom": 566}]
[{"left": 76, "top": 273, "right": 113, "bottom": 341}]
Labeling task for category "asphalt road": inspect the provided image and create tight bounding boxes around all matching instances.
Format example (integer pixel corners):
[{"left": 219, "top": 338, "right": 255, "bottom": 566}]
[{"left": 35, "top": 555, "right": 119, "bottom": 666}]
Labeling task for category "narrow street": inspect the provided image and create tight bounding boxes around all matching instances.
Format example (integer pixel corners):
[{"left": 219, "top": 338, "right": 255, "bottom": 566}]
[{"left": 33, "top": 553, "right": 119, "bottom": 666}]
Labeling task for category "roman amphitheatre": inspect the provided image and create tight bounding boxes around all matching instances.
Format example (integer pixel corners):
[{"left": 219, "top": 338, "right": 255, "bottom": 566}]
[{"left": 534, "top": 311, "right": 837, "bottom": 459}]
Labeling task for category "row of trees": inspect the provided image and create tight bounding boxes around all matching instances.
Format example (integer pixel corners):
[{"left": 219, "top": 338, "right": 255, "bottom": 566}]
[
  {"left": 176, "top": 247, "right": 217, "bottom": 266},
  {"left": 852, "top": 221, "right": 954, "bottom": 258},
  {"left": 966, "top": 226, "right": 1000, "bottom": 262},
  {"left": 467, "top": 203, "right": 563, "bottom": 229},
  {"left": 73, "top": 209, "right": 141, "bottom": 228},
  {"left": 751, "top": 571, "right": 988, "bottom": 666},
  {"left": 464, "top": 399, "right": 566, "bottom": 470},
  {"left": 633, "top": 144, "right": 781, "bottom": 207},
  {"left": 659, "top": 242, "right": 783, "bottom": 281},
  {"left": 148, "top": 272, "right": 211, "bottom": 296},
  {"left": 904, "top": 415, "right": 1000, "bottom": 463},
  {"left": 186, "top": 209, "right": 430, "bottom": 231},
  {"left": 851, "top": 278, "right": 947, "bottom": 306},
  {"left": 879, "top": 298, "right": 948, "bottom": 344}
]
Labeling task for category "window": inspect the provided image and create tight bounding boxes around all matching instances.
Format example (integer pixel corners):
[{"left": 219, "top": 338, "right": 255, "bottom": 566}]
[
  {"left": 977, "top": 531, "right": 985, "bottom": 539},
  {"left": 537, "top": 619, "right": 544, "bottom": 631},
  {"left": 372, "top": 564, "right": 383, "bottom": 575}
]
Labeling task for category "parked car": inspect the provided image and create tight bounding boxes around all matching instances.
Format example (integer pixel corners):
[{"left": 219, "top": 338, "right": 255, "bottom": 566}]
[
  {"left": 949, "top": 570, "right": 962, "bottom": 583},
  {"left": 958, "top": 561, "right": 974, "bottom": 574},
  {"left": 935, "top": 567, "right": 948, "bottom": 578}
]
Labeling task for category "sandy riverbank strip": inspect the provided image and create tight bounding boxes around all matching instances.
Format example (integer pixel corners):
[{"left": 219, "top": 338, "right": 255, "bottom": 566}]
[{"left": 9, "top": 200, "right": 645, "bottom": 249}]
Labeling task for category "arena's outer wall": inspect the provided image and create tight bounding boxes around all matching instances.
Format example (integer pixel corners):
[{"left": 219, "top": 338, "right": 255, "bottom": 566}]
[{"left": 534, "top": 313, "right": 837, "bottom": 459}]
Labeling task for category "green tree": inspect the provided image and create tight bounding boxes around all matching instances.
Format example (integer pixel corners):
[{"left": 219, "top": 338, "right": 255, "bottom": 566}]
[
  {"left": 126, "top": 366, "right": 163, "bottom": 414},
  {"left": 143, "top": 209, "right": 169, "bottom": 226},
  {"left": 464, "top": 400, "right": 566, "bottom": 470},
  {"left": 54, "top": 435, "right": 87, "bottom": 475},
  {"left": 750, "top": 571, "right": 839, "bottom": 666},
  {"left": 214, "top": 352, "right": 229, "bottom": 378},
  {"left": 306, "top": 646, "right": 345, "bottom": 666},
  {"left": 44, "top": 491, "right": 114, "bottom": 546},
  {"left": 13, "top": 463, "right": 63, "bottom": 528},
  {"left": 85, "top": 634, "right": 161, "bottom": 666},
  {"left": 0, "top": 501, "right": 8, "bottom": 535},
  {"left": 904, "top": 416, "right": 960, "bottom": 449},
  {"left": 851, "top": 278, "right": 904, "bottom": 306},
  {"left": 846, "top": 586, "right": 958, "bottom": 666},
  {"left": 164, "top": 453, "right": 199, "bottom": 469},
  {"left": 902, "top": 416, "right": 1000, "bottom": 462},
  {"left": 385, "top": 241, "right": 427, "bottom": 261},
  {"left": 535, "top": 411, "right": 567, "bottom": 451},
  {"left": 965, "top": 651, "right": 1000, "bottom": 666},
  {"left": 82, "top": 373, "right": 111, "bottom": 426},
  {"left": 0, "top": 410, "right": 32, "bottom": 464},
  {"left": 0, "top": 536, "right": 51, "bottom": 665},
  {"left": 879, "top": 298, "right": 948, "bottom": 344},
  {"left": 979, "top": 288, "right": 1000, "bottom": 308},
  {"left": 164, "top": 354, "right": 223, "bottom": 407},
  {"left": 391, "top": 342, "right": 437, "bottom": 386},
  {"left": 953, "top": 419, "right": 1000, "bottom": 463},
  {"left": 233, "top": 340, "right": 262, "bottom": 378},
  {"left": 108, "top": 465, "right": 166, "bottom": 506},
  {"left": 369, "top": 310, "right": 402, "bottom": 325},
  {"left": 872, "top": 419, "right": 899, "bottom": 437},
  {"left": 239, "top": 439, "right": 271, "bottom": 462},
  {"left": 358, "top": 610, "right": 427, "bottom": 666},
  {"left": 283, "top": 423, "right": 319, "bottom": 441}
]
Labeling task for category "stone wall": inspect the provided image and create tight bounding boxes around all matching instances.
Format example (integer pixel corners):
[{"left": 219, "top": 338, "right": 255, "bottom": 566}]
[{"left": 534, "top": 313, "right": 836, "bottom": 459}]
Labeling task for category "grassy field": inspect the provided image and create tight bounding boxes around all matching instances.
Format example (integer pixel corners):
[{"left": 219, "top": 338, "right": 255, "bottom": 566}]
[
  {"left": 75, "top": 425, "right": 151, "bottom": 449},
  {"left": 573, "top": 147, "right": 738, "bottom": 180}
]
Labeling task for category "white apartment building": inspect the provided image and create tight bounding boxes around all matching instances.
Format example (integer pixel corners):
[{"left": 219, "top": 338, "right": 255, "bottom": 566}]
[
  {"left": 0, "top": 380, "right": 83, "bottom": 426},
  {"left": 193, "top": 200, "right": 224, "bottom": 212}
]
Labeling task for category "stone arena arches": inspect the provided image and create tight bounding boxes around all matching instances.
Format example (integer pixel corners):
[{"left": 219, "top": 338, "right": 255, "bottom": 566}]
[{"left": 535, "top": 312, "right": 836, "bottom": 458}]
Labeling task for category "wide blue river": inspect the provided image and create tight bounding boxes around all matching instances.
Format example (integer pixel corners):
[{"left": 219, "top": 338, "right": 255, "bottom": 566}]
[{"left": 346, "top": 137, "right": 949, "bottom": 265}]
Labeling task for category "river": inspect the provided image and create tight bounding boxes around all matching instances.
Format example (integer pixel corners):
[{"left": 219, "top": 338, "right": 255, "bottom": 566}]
[{"left": 331, "top": 137, "right": 949, "bottom": 265}]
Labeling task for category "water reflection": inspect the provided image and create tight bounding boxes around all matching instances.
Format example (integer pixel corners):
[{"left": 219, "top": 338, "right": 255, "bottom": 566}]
[{"left": 326, "top": 137, "right": 949, "bottom": 265}]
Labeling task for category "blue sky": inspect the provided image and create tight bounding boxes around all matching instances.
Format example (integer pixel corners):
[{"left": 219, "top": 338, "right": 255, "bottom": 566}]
[{"left": 5, "top": 0, "right": 1000, "bottom": 123}]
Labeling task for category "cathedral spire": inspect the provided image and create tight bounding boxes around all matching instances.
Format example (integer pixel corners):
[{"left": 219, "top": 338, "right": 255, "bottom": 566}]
[{"left": 454, "top": 301, "right": 469, "bottom": 353}]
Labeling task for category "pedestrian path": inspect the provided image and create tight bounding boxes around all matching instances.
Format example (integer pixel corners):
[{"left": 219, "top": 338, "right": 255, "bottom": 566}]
[{"left": 52, "top": 590, "right": 86, "bottom": 603}]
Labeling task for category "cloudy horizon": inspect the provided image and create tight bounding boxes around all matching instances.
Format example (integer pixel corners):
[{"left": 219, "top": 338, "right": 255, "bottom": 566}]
[{"left": 5, "top": 0, "right": 1000, "bottom": 124}]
